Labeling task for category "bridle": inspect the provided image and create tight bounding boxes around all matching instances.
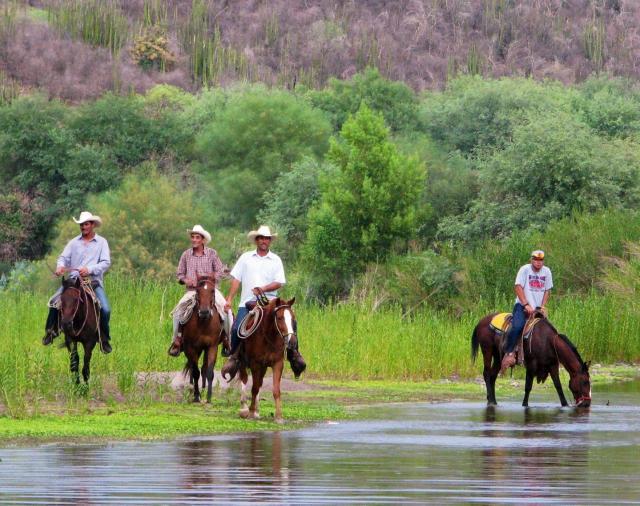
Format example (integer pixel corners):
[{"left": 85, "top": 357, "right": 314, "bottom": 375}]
[
  {"left": 273, "top": 304, "right": 296, "bottom": 347},
  {"left": 195, "top": 278, "right": 215, "bottom": 319},
  {"left": 61, "top": 286, "right": 89, "bottom": 337}
]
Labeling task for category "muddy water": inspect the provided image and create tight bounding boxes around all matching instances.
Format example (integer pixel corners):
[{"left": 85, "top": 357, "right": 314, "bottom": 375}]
[{"left": 1, "top": 381, "right": 639, "bottom": 505}]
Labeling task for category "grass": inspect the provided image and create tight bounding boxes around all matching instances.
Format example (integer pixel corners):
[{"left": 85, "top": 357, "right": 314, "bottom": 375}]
[{"left": 0, "top": 276, "right": 639, "bottom": 422}]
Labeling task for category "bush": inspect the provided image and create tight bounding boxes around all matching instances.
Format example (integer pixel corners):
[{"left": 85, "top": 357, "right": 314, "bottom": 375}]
[
  {"left": 195, "top": 87, "right": 331, "bottom": 228},
  {"left": 306, "top": 67, "right": 420, "bottom": 133}
]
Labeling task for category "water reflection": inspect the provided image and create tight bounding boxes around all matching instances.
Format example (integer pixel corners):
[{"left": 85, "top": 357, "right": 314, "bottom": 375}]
[{"left": 0, "top": 381, "right": 639, "bottom": 504}]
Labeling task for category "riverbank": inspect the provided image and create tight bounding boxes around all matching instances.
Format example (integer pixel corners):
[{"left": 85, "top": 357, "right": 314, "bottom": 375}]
[{"left": 0, "top": 363, "right": 637, "bottom": 444}]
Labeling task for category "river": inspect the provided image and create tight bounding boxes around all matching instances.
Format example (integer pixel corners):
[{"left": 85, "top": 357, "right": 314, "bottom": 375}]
[{"left": 1, "top": 380, "right": 639, "bottom": 504}]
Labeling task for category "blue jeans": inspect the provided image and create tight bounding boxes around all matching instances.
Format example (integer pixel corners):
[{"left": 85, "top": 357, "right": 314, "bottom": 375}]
[
  {"left": 506, "top": 303, "right": 526, "bottom": 353},
  {"left": 94, "top": 286, "right": 111, "bottom": 341},
  {"left": 230, "top": 306, "right": 249, "bottom": 353}
]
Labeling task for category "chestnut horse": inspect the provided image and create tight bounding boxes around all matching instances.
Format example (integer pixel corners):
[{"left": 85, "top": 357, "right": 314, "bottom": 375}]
[
  {"left": 228, "top": 297, "right": 298, "bottom": 424},
  {"left": 182, "top": 273, "right": 223, "bottom": 403},
  {"left": 471, "top": 313, "right": 591, "bottom": 408},
  {"left": 59, "top": 276, "right": 101, "bottom": 384}
]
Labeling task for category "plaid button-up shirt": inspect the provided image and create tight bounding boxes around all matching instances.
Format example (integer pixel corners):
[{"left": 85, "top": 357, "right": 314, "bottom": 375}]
[{"left": 176, "top": 247, "right": 228, "bottom": 289}]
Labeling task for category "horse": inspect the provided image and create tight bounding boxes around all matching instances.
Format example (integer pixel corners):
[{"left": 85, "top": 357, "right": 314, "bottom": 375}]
[
  {"left": 59, "top": 276, "right": 101, "bottom": 384},
  {"left": 225, "top": 297, "right": 298, "bottom": 424},
  {"left": 181, "top": 273, "right": 223, "bottom": 403},
  {"left": 471, "top": 313, "right": 591, "bottom": 408}
]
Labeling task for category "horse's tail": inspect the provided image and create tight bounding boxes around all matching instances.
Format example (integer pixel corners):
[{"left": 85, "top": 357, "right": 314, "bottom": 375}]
[
  {"left": 471, "top": 324, "right": 480, "bottom": 364},
  {"left": 182, "top": 362, "right": 192, "bottom": 382}
]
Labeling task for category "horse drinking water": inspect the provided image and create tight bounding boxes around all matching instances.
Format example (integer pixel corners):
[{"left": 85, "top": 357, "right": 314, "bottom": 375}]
[{"left": 471, "top": 312, "right": 591, "bottom": 408}]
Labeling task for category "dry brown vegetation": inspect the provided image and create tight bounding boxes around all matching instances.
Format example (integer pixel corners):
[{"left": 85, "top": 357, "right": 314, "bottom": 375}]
[{"left": 1, "top": 0, "right": 640, "bottom": 100}]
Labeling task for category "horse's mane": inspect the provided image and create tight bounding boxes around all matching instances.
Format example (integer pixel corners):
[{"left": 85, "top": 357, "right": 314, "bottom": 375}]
[{"left": 557, "top": 333, "right": 585, "bottom": 365}]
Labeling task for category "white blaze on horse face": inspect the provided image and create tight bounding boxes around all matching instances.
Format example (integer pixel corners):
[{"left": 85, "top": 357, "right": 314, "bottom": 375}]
[
  {"left": 283, "top": 308, "right": 294, "bottom": 336},
  {"left": 203, "top": 284, "right": 208, "bottom": 291}
]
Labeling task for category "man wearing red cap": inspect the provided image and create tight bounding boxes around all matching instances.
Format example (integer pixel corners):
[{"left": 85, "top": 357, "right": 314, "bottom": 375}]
[{"left": 501, "top": 250, "right": 553, "bottom": 372}]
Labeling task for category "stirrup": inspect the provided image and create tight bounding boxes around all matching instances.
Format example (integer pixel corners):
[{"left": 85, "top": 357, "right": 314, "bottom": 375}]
[
  {"left": 168, "top": 336, "right": 182, "bottom": 357},
  {"left": 42, "top": 330, "right": 58, "bottom": 346}
]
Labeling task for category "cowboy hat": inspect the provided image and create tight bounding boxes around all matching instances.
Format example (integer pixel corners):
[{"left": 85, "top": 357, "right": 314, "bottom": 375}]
[
  {"left": 247, "top": 225, "right": 278, "bottom": 240},
  {"left": 73, "top": 211, "right": 102, "bottom": 226},
  {"left": 188, "top": 224, "right": 211, "bottom": 244}
]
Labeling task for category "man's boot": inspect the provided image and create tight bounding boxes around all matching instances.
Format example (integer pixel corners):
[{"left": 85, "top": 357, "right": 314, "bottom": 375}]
[
  {"left": 221, "top": 332, "right": 232, "bottom": 357},
  {"left": 500, "top": 352, "right": 516, "bottom": 375},
  {"left": 99, "top": 311, "right": 112, "bottom": 354},
  {"left": 221, "top": 343, "right": 243, "bottom": 381},
  {"left": 42, "top": 307, "right": 60, "bottom": 345},
  {"left": 286, "top": 337, "right": 306, "bottom": 379},
  {"left": 168, "top": 333, "right": 183, "bottom": 357}
]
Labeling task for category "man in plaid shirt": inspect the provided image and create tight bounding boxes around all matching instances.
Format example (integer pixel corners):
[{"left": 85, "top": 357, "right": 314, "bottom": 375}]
[{"left": 168, "top": 225, "right": 231, "bottom": 357}]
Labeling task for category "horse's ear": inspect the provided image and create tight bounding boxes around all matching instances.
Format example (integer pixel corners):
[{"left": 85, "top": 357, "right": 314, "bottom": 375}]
[
  {"left": 74, "top": 277, "right": 81, "bottom": 287},
  {"left": 61, "top": 275, "right": 67, "bottom": 287},
  {"left": 583, "top": 361, "right": 591, "bottom": 373},
  {"left": 287, "top": 297, "right": 295, "bottom": 306}
]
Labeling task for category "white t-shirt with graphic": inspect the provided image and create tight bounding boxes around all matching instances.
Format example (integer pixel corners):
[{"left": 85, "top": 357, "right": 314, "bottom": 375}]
[{"left": 514, "top": 264, "right": 553, "bottom": 308}]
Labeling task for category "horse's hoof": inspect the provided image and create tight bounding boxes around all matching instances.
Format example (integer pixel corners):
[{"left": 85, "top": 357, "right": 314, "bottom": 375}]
[
  {"left": 239, "top": 408, "right": 250, "bottom": 419},
  {"left": 250, "top": 412, "right": 260, "bottom": 420}
]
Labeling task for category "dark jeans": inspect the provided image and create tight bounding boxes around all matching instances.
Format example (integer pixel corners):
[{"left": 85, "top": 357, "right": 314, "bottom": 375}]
[
  {"left": 45, "top": 286, "right": 111, "bottom": 341},
  {"left": 505, "top": 302, "right": 526, "bottom": 353}
]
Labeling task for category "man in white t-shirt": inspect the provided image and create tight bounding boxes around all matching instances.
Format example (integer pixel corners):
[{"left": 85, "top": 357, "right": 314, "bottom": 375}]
[
  {"left": 501, "top": 250, "right": 553, "bottom": 372},
  {"left": 221, "top": 225, "right": 306, "bottom": 379}
]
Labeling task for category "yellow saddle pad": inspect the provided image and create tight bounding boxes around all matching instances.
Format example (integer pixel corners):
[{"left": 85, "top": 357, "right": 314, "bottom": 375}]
[{"left": 490, "top": 313, "right": 512, "bottom": 333}]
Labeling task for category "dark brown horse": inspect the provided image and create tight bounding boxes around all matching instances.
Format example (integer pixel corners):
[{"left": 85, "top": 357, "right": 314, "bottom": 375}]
[
  {"left": 182, "top": 273, "right": 223, "bottom": 403},
  {"left": 471, "top": 313, "right": 591, "bottom": 408},
  {"left": 59, "top": 276, "right": 101, "bottom": 384},
  {"left": 229, "top": 297, "right": 298, "bottom": 423}
]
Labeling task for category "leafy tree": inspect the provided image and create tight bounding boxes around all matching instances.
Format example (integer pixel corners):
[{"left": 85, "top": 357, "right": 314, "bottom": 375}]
[
  {"left": 302, "top": 104, "right": 425, "bottom": 298},
  {"left": 438, "top": 112, "right": 640, "bottom": 243},
  {"left": 195, "top": 87, "right": 331, "bottom": 228},
  {"left": 306, "top": 67, "right": 420, "bottom": 132}
]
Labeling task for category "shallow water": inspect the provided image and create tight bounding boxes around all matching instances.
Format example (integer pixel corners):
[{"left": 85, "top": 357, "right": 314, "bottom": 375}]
[{"left": 1, "top": 381, "right": 639, "bottom": 504}]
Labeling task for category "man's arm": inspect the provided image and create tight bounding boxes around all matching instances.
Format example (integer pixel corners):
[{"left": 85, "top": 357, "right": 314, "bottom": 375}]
[
  {"left": 514, "top": 284, "right": 533, "bottom": 313},
  {"left": 253, "top": 282, "right": 283, "bottom": 295},
  {"left": 85, "top": 240, "right": 111, "bottom": 277},
  {"left": 541, "top": 290, "right": 550, "bottom": 308},
  {"left": 225, "top": 278, "right": 241, "bottom": 311},
  {"left": 55, "top": 240, "right": 73, "bottom": 276}
]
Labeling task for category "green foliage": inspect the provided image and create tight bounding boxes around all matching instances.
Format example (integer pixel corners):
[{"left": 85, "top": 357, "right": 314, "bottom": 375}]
[
  {"left": 70, "top": 93, "right": 169, "bottom": 167},
  {"left": 303, "top": 104, "right": 425, "bottom": 298},
  {"left": 257, "top": 157, "right": 334, "bottom": 254},
  {"left": 574, "top": 76, "right": 640, "bottom": 138},
  {"left": 439, "top": 112, "right": 640, "bottom": 242},
  {"left": 305, "top": 68, "right": 420, "bottom": 132},
  {"left": 421, "top": 76, "right": 576, "bottom": 153},
  {"left": 195, "top": 87, "right": 331, "bottom": 228}
]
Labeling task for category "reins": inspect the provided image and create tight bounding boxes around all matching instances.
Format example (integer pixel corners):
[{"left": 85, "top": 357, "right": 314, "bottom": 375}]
[{"left": 62, "top": 278, "right": 101, "bottom": 345}]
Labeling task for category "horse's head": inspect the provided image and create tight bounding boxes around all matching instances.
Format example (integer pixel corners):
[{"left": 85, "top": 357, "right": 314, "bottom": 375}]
[
  {"left": 272, "top": 297, "right": 296, "bottom": 347},
  {"left": 195, "top": 273, "right": 216, "bottom": 320},
  {"left": 568, "top": 361, "right": 591, "bottom": 408},
  {"left": 60, "top": 276, "right": 82, "bottom": 332}
]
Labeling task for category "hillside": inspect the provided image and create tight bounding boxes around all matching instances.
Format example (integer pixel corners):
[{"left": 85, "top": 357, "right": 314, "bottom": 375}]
[{"left": 1, "top": 0, "right": 640, "bottom": 101}]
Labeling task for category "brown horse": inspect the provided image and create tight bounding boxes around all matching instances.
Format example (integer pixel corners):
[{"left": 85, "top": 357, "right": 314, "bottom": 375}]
[
  {"left": 59, "top": 276, "right": 101, "bottom": 384},
  {"left": 182, "top": 273, "right": 223, "bottom": 403},
  {"left": 227, "top": 297, "right": 298, "bottom": 423},
  {"left": 471, "top": 313, "right": 591, "bottom": 408}
]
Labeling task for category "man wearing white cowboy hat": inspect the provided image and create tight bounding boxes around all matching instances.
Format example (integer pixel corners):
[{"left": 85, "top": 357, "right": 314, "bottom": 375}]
[
  {"left": 501, "top": 249, "right": 553, "bottom": 373},
  {"left": 221, "top": 225, "right": 306, "bottom": 379},
  {"left": 168, "top": 224, "right": 232, "bottom": 356},
  {"left": 42, "top": 211, "right": 113, "bottom": 353}
]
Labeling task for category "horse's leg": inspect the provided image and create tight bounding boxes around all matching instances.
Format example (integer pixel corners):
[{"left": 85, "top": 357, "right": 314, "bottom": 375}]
[
  {"left": 70, "top": 341, "right": 80, "bottom": 385},
  {"left": 248, "top": 365, "right": 266, "bottom": 419},
  {"left": 191, "top": 360, "right": 201, "bottom": 403},
  {"left": 550, "top": 365, "right": 569, "bottom": 407},
  {"left": 482, "top": 346, "right": 498, "bottom": 406},
  {"left": 205, "top": 346, "right": 216, "bottom": 403},
  {"left": 82, "top": 341, "right": 95, "bottom": 384},
  {"left": 239, "top": 368, "right": 249, "bottom": 417},
  {"left": 522, "top": 369, "right": 534, "bottom": 407},
  {"left": 272, "top": 359, "right": 284, "bottom": 424}
]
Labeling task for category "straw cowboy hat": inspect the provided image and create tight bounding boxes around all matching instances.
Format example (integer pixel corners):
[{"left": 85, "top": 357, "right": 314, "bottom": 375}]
[
  {"left": 188, "top": 224, "right": 211, "bottom": 244},
  {"left": 73, "top": 211, "right": 102, "bottom": 226},
  {"left": 247, "top": 225, "right": 278, "bottom": 241}
]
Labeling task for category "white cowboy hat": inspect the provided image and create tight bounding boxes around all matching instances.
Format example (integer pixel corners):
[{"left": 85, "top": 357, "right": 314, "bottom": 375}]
[
  {"left": 247, "top": 225, "right": 278, "bottom": 241},
  {"left": 73, "top": 211, "right": 102, "bottom": 226},
  {"left": 188, "top": 224, "right": 211, "bottom": 244}
]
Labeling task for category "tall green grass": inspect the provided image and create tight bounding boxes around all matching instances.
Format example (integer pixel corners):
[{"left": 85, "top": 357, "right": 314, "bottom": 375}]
[
  {"left": 1, "top": 275, "right": 638, "bottom": 418},
  {"left": 47, "top": 0, "right": 128, "bottom": 55}
]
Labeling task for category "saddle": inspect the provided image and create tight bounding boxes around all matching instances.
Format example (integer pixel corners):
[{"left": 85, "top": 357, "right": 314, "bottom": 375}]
[{"left": 490, "top": 312, "right": 543, "bottom": 365}]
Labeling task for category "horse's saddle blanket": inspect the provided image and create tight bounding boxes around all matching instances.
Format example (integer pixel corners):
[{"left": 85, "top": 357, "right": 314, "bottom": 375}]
[{"left": 490, "top": 313, "right": 541, "bottom": 340}]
